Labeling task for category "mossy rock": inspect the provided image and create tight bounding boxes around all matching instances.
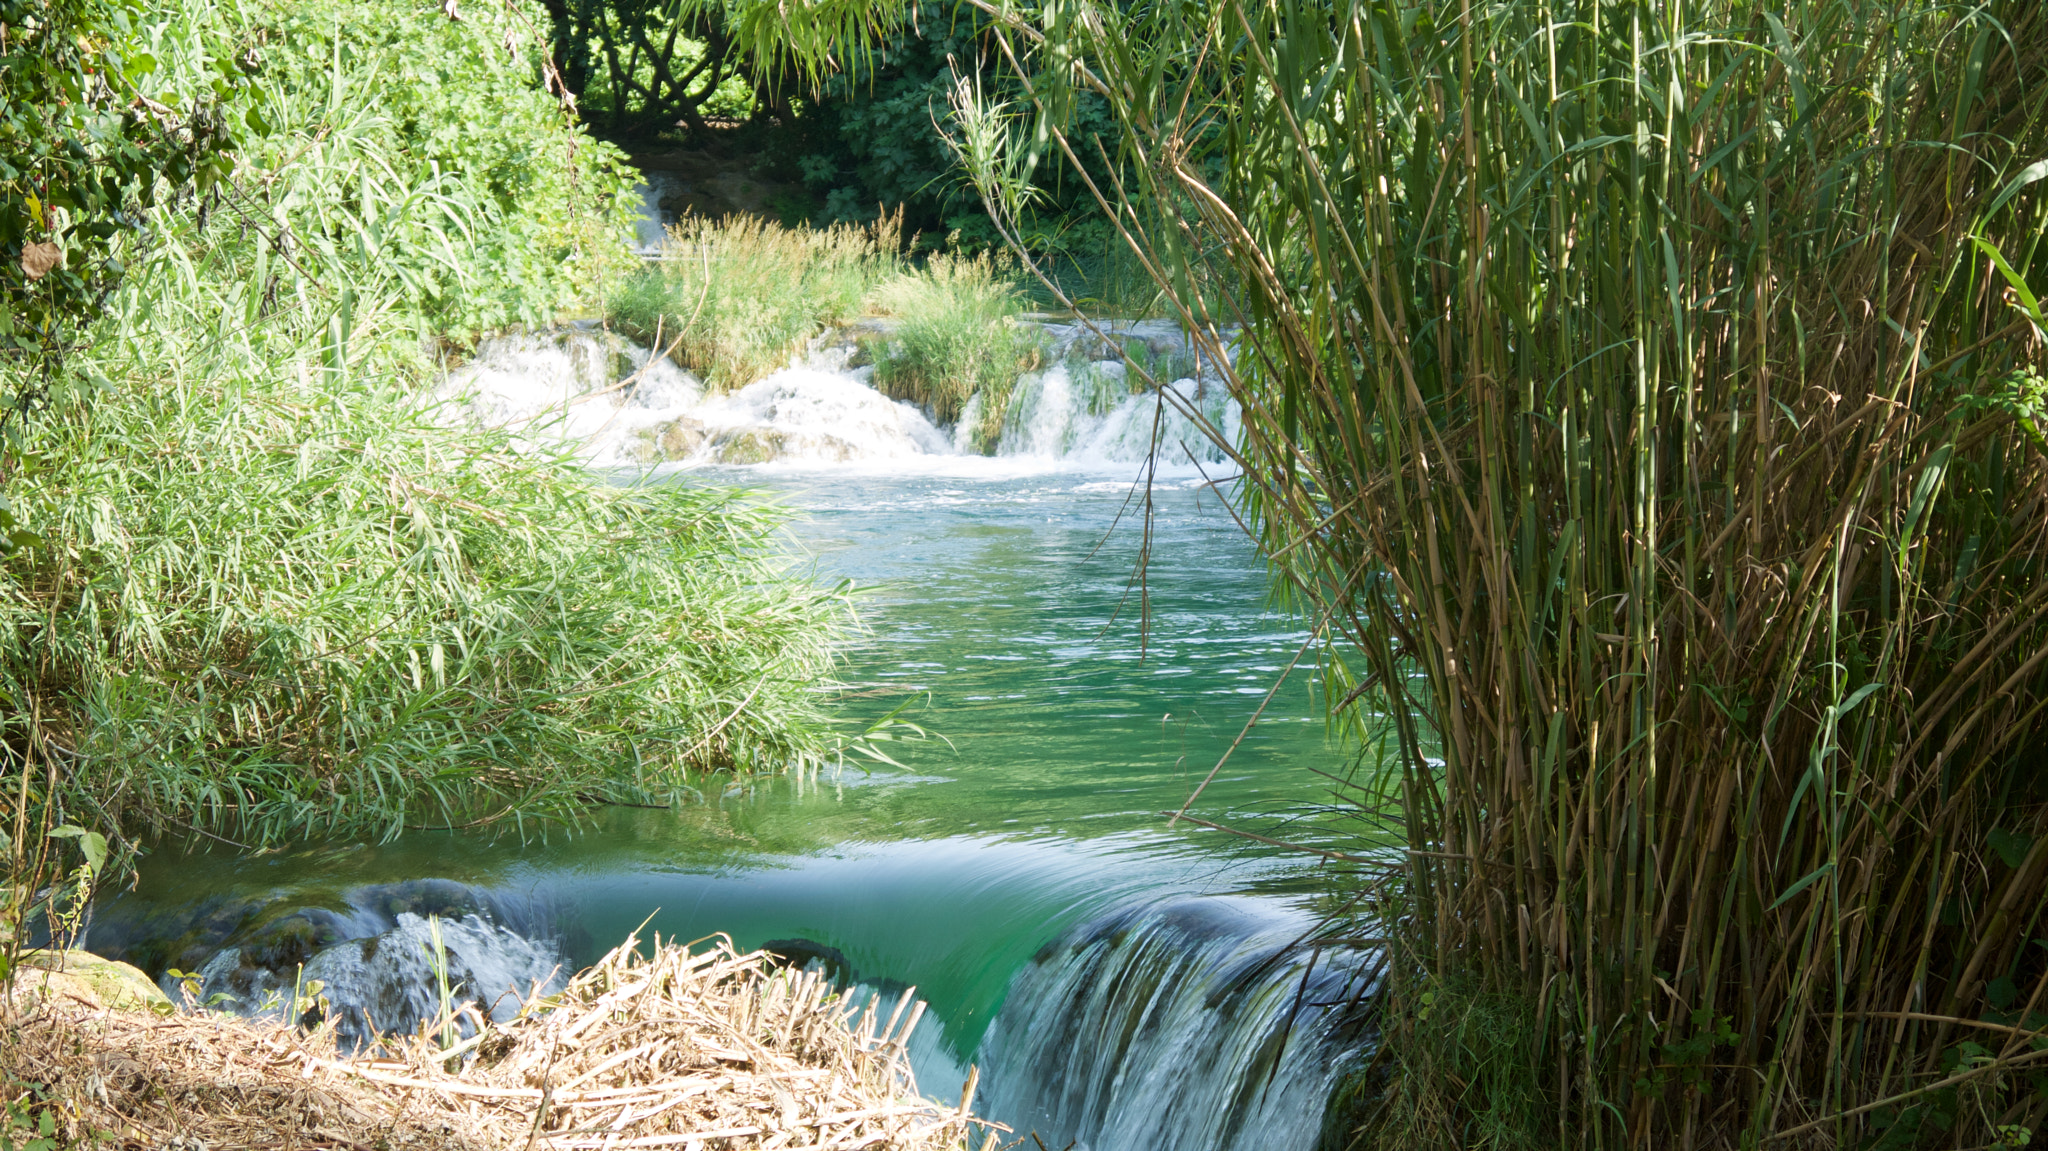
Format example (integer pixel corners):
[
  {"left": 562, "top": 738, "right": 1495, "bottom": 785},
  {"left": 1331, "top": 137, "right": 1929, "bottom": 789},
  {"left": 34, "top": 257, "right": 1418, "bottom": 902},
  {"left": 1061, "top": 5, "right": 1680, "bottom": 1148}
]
[
  {"left": 713, "top": 428, "right": 785, "bottom": 465},
  {"left": 12, "top": 949, "right": 176, "bottom": 1015}
]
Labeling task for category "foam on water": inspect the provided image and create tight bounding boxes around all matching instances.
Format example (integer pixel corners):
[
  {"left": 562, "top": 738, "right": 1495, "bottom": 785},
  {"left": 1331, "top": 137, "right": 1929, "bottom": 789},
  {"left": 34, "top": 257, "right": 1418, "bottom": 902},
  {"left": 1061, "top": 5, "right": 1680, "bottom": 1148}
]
[
  {"left": 169, "top": 912, "right": 564, "bottom": 1049},
  {"left": 431, "top": 327, "right": 1241, "bottom": 475}
]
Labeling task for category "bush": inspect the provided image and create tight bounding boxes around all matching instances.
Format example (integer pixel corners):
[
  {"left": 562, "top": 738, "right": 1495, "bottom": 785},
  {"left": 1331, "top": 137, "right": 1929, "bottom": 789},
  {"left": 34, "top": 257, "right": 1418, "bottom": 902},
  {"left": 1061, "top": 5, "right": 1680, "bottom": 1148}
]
[{"left": 0, "top": 0, "right": 844, "bottom": 894}]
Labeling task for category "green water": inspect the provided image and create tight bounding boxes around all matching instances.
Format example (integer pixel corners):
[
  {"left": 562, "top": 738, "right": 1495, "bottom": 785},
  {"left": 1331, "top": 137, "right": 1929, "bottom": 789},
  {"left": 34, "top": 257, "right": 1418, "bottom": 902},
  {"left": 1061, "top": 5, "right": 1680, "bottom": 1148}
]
[{"left": 95, "top": 467, "right": 1361, "bottom": 1094}]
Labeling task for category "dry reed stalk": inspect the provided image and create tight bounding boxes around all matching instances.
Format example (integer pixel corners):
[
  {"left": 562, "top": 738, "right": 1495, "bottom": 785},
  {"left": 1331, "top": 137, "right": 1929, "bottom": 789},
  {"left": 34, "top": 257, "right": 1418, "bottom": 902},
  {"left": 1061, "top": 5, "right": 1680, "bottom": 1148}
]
[{"left": 0, "top": 933, "right": 998, "bottom": 1151}]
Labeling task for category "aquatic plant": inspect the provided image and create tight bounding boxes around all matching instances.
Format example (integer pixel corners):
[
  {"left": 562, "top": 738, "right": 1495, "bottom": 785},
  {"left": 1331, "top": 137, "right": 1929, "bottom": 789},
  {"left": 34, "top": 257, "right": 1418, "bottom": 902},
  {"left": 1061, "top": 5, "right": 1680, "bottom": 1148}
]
[
  {"left": 948, "top": 0, "right": 2048, "bottom": 1144},
  {"left": 613, "top": 212, "right": 907, "bottom": 388}
]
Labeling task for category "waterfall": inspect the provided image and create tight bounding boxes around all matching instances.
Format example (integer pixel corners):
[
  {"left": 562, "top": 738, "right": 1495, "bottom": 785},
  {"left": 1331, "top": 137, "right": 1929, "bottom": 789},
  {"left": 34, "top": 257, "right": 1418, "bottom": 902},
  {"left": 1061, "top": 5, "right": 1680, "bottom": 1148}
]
[
  {"left": 978, "top": 897, "right": 1378, "bottom": 1151},
  {"left": 630, "top": 174, "right": 679, "bottom": 254},
  {"left": 142, "top": 880, "right": 567, "bottom": 1050},
  {"left": 432, "top": 322, "right": 1240, "bottom": 472}
]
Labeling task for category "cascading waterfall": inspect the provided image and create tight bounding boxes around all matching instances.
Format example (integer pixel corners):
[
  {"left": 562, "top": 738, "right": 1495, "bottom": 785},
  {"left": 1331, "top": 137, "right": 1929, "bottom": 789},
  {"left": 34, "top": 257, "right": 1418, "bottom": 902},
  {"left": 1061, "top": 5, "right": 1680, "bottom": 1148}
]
[
  {"left": 431, "top": 321, "right": 1239, "bottom": 472},
  {"left": 138, "top": 883, "right": 1372, "bottom": 1151},
  {"left": 123, "top": 880, "right": 568, "bottom": 1050},
  {"left": 978, "top": 897, "right": 1377, "bottom": 1151}
]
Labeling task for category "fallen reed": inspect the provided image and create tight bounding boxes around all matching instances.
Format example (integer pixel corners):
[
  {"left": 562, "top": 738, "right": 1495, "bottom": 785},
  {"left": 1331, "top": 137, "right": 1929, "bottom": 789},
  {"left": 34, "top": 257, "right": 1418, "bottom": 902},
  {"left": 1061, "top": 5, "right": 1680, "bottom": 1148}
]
[
  {"left": 1, "top": 932, "right": 995, "bottom": 1150},
  {"left": 961, "top": 0, "right": 2048, "bottom": 1144}
]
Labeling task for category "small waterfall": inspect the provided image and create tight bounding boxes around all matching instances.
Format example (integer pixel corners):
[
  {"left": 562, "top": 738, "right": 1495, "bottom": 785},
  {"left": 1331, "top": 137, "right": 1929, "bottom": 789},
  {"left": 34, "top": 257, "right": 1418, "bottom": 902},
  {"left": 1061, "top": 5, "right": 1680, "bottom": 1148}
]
[
  {"left": 431, "top": 327, "right": 708, "bottom": 466},
  {"left": 999, "top": 363, "right": 1239, "bottom": 467},
  {"left": 143, "top": 880, "right": 567, "bottom": 1049},
  {"left": 631, "top": 173, "right": 680, "bottom": 254},
  {"left": 434, "top": 322, "right": 1241, "bottom": 471},
  {"left": 979, "top": 897, "right": 1377, "bottom": 1151}
]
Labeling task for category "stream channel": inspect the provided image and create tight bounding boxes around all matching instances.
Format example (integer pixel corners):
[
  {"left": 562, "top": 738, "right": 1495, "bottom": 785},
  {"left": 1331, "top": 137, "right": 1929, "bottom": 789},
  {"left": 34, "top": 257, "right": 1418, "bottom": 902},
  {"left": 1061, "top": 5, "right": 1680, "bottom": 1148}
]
[{"left": 87, "top": 355, "right": 1381, "bottom": 1150}]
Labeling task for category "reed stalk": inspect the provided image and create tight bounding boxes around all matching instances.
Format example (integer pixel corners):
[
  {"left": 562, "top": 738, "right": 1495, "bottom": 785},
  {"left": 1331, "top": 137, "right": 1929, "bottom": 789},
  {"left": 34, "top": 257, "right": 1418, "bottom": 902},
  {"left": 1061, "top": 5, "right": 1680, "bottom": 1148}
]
[{"left": 955, "top": 0, "right": 2048, "bottom": 1143}]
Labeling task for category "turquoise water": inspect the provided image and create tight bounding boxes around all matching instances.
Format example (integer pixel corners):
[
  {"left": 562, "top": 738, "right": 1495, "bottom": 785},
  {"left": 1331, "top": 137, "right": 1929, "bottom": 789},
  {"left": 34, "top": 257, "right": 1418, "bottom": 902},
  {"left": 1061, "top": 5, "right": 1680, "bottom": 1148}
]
[{"left": 94, "top": 465, "right": 1370, "bottom": 1140}]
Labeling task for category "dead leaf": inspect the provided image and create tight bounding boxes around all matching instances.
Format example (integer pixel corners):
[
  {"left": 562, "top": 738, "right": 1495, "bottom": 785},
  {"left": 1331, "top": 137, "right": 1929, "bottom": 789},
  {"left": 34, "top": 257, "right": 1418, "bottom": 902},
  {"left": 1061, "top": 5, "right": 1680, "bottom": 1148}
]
[{"left": 20, "top": 241, "right": 62, "bottom": 280}]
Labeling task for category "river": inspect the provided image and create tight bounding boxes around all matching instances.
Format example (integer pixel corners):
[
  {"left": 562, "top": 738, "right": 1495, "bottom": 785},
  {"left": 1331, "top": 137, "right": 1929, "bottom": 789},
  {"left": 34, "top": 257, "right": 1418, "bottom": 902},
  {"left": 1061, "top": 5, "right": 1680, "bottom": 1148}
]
[{"left": 87, "top": 350, "right": 1382, "bottom": 1150}]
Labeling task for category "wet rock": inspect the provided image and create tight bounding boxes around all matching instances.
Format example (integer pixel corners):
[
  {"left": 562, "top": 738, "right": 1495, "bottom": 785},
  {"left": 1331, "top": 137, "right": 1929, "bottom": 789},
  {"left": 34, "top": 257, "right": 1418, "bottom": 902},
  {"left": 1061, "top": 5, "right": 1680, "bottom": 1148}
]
[
  {"left": 713, "top": 427, "right": 787, "bottom": 464},
  {"left": 635, "top": 414, "right": 707, "bottom": 462}
]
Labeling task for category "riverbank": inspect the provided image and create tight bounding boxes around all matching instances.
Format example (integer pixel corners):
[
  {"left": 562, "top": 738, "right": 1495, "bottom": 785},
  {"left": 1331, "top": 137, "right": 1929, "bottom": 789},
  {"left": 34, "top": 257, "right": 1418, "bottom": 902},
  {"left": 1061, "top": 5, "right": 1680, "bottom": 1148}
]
[{"left": 1, "top": 933, "right": 990, "bottom": 1151}]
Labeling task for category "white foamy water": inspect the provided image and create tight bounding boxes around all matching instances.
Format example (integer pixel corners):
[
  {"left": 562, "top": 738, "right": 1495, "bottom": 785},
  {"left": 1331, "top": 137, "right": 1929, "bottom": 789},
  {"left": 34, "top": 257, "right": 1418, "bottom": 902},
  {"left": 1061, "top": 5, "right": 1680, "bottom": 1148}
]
[
  {"left": 168, "top": 912, "right": 564, "bottom": 1047},
  {"left": 431, "top": 324, "right": 1240, "bottom": 475}
]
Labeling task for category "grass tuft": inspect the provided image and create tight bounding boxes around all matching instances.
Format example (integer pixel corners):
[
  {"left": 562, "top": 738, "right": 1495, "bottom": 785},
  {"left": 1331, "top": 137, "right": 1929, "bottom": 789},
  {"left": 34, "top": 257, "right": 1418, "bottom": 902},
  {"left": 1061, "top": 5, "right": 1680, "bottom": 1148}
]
[
  {"left": 612, "top": 213, "right": 904, "bottom": 389},
  {"left": 867, "top": 251, "right": 1044, "bottom": 451}
]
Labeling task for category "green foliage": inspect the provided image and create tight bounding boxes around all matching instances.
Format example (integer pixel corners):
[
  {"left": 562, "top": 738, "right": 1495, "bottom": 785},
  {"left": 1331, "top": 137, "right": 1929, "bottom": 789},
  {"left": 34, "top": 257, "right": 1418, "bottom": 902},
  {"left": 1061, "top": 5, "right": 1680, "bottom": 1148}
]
[
  {"left": 0, "top": 0, "right": 238, "bottom": 417},
  {"left": 550, "top": 0, "right": 758, "bottom": 136},
  {"left": 1349, "top": 970, "right": 1547, "bottom": 1151},
  {"left": 0, "top": 1083, "right": 67, "bottom": 1151},
  {"left": 3, "top": 212, "right": 846, "bottom": 850},
  {"left": 230, "top": 0, "right": 639, "bottom": 335},
  {"left": 612, "top": 211, "right": 905, "bottom": 387},
  {"left": 0, "top": 0, "right": 843, "bottom": 870},
  {"left": 866, "top": 250, "right": 1040, "bottom": 449},
  {"left": 962, "top": 0, "right": 2048, "bottom": 1144}
]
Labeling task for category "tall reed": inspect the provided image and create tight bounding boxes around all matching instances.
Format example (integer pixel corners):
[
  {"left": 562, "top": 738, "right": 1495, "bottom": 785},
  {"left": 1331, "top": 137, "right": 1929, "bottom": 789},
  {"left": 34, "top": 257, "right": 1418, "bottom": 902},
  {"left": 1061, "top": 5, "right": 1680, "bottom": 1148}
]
[
  {"left": 868, "top": 250, "right": 1041, "bottom": 450},
  {"left": 961, "top": 0, "right": 2048, "bottom": 1143}
]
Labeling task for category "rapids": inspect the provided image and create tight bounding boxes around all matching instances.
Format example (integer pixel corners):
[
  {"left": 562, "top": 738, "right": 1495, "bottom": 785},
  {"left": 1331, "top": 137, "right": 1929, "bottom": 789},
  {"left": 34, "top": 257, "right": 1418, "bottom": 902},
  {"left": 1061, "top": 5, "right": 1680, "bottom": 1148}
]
[
  {"left": 429, "top": 324, "right": 1239, "bottom": 472},
  {"left": 91, "top": 332, "right": 1380, "bottom": 1150}
]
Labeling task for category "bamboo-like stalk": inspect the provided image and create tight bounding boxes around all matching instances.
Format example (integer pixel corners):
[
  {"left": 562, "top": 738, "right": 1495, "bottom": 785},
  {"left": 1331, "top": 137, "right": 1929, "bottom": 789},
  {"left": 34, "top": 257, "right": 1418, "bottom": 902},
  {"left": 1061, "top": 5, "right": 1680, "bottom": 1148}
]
[{"left": 957, "top": 0, "right": 2048, "bottom": 1144}]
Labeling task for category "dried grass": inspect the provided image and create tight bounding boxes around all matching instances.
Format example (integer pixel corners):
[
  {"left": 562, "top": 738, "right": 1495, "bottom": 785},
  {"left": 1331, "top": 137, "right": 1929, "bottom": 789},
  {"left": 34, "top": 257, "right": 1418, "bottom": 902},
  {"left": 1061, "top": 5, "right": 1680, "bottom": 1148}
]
[{"left": 0, "top": 933, "right": 998, "bottom": 1151}]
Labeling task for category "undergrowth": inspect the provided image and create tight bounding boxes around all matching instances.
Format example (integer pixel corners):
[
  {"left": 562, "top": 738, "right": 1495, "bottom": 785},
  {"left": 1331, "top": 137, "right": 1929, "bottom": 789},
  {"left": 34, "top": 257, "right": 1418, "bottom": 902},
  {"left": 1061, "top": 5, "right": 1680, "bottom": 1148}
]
[{"left": 0, "top": 0, "right": 845, "bottom": 906}]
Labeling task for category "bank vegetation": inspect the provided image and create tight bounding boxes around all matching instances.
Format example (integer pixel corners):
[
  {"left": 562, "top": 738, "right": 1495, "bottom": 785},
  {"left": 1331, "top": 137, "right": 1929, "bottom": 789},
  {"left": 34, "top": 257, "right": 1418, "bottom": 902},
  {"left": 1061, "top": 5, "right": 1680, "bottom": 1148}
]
[
  {"left": 1, "top": 0, "right": 844, "bottom": 933},
  {"left": 939, "top": 0, "right": 2048, "bottom": 1145}
]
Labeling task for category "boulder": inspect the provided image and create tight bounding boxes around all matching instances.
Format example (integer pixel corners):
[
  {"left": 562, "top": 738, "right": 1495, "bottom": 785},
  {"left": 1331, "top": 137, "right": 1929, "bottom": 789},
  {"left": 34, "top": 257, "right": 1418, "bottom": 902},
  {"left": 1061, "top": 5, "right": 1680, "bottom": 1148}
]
[{"left": 10, "top": 950, "right": 175, "bottom": 1015}]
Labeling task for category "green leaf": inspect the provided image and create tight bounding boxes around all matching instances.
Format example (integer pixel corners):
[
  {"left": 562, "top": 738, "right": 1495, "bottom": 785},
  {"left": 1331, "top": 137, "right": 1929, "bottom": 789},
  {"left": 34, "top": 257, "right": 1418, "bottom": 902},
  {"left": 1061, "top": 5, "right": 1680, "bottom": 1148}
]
[
  {"left": 1770, "top": 861, "right": 1835, "bottom": 910},
  {"left": 1988, "top": 975, "right": 2019, "bottom": 1011},
  {"left": 1973, "top": 236, "right": 2046, "bottom": 330},
  {"left": 1837, "top": 682, "right": 1885, "bottom": 718},
  {"left": 1986, "top": 159, "right": 2048, "bottom": 220},
  {"left": 1989, "top": 828, "right": 2035, "bottom": 870},
  {"left": 46, "top": 825, "right": 107, "bottom": 873}
]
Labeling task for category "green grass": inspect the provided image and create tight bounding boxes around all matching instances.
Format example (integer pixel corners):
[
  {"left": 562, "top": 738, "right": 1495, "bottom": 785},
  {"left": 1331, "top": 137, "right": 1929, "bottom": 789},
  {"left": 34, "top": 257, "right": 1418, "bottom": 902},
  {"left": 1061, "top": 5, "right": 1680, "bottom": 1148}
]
[
  {"left": 613, "top": 215, "right": 1053, "bottom": 454},
  {"left": 867, "top": 251, "right": 1044, "bottom": 452},
  {"left": 611, "top": 213, "right": 905, "bottom": 389}
]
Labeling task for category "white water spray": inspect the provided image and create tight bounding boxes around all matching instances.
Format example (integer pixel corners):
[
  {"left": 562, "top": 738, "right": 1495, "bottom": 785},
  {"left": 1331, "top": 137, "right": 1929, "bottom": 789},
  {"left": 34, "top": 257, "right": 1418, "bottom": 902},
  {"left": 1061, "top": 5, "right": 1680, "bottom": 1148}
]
[
  {"left": 167, "top": 911, "right": 564, "bottom": 1049},
  {"left": 432, "top": 322, "right": 1240, "bottom": 473}
]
